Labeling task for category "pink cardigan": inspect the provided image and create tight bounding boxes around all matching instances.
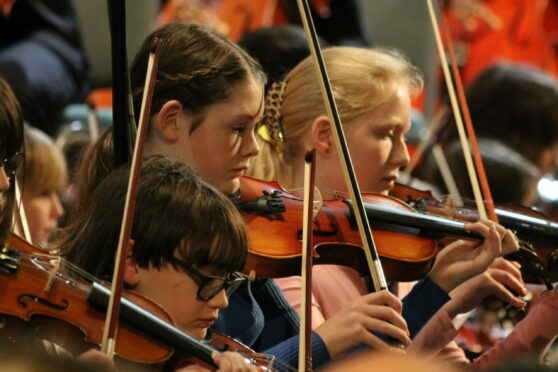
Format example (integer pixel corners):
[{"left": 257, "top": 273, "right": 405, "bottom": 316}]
[{"left": 275, "top": 265, "right": 558, "bottom": 369}]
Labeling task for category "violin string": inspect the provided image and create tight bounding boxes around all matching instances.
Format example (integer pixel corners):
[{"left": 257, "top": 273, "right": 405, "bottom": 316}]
[
  {"left": 270, "top": 356, "right": 297, "bottom": 372},
  {"left": 19, "top": 251, "right": 102, "bottom": 284},
  {"left": 15, "top": 252, "right": 300, "bottom": 371}
]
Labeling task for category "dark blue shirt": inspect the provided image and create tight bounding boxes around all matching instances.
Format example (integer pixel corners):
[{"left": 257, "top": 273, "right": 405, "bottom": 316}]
[{"left": 212, "top": 276, "right": 449, "bottom": 371}]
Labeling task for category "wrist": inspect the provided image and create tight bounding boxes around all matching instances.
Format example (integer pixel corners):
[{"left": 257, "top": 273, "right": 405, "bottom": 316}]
[
  {"left": 429, "top": 272, "right": 455, "bottom": 293},
  {"left": 441, "top": 299, "right": 459, "bottom": 319}
]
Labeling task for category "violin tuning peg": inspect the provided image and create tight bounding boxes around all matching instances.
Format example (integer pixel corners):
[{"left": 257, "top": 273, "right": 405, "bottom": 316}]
[{"left": 248, "top": 270, "right": 256, "bottom": 281}]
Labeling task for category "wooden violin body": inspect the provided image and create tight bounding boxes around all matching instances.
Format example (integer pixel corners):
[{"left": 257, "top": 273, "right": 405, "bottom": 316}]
[
  {"left": 238, "top": 176, "right": 496, "bottom": 281},
  {"left": 0, "top": 235, "right": 275, "bottom": 371}
]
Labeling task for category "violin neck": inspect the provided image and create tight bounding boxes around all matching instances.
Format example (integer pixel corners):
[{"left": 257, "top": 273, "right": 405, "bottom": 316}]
[
  {"left": 495, "top": 208, "right": 558, "bottom": 239},
  {"left": 346, "top": 200, "right": 483, "bottom": 240},
  {"left": 88, "top": 282, "right": 219, "bottom": 366}
]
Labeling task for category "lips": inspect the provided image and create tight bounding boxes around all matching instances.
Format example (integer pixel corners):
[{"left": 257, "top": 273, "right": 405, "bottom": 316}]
[
  {"left": 231, "top": 166, "right": 248, "bottom": 174},
  {"left": 196, "top": 317, "right": 217, "bottom": 328}
]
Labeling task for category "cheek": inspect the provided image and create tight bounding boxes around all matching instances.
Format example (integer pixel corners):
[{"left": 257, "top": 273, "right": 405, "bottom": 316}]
[
  {"left": 23, "top": 199, "right": 47, "bottom": 226},
  {"left": 356, "top": 143, "right": 395, "bottom": 194}
]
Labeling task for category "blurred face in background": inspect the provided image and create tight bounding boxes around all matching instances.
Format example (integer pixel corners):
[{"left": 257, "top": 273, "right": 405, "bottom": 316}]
[{"left": 23, "top": 188, "right": 64, "bottom": 247}]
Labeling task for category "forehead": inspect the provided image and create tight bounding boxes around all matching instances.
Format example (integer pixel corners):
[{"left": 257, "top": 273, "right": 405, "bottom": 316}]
[
  {"left": 351, "top": 87, "right": 411, "bottom": 129},
  {"left": 201, "top": 78, "right": 264, "bottom": 125}
]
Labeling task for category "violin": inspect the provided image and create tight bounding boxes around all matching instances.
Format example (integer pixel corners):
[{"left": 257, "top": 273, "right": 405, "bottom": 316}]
[
  {"left": 237, "top": 176, "right": 500, "bottom": 282},
  {"left": 391, "top": 183, "right": 558, "bottom": 285},
  {"left": 1, "top": 234, "right": 275, "bottom": 371}
]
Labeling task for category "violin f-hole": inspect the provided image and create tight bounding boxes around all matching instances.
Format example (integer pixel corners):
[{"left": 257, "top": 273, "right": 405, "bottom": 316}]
[
  {"left": 17, "top": 294, "right": 69, "bottom": 310},
  {"left": 296, "top": 224, "right": 338, "bottom": 241}
]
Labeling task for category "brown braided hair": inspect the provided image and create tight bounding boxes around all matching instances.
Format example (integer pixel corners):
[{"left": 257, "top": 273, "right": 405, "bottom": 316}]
[{"left": 130, "top": 22, "right": 265, "bottom": 133}]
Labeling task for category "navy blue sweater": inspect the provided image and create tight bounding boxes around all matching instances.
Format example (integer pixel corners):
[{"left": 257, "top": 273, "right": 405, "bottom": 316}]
[{"left": 212, "top": 276, "right": 449, "bottom": 371}]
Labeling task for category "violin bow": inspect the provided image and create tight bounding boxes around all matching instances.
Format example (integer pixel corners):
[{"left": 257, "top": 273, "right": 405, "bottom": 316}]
[
  {"left": 298, "top": 149, "right": 316, "bottom": 372},
  {"left": 295, "top": 0, "right": 388, "bottom": 293},
  {"left": 13, "top": 178, "right": 31, "bottom": 243},
  {"left": 426, "top": 0, "right": 494, "bottom": 222},
  {"left": 86, "top": 100, "right": 101, "bottom": 143},
  {"left": 433, "top": 1, "right": 557, "bottom": 291},
  {"left": 100, "top": 38, "right": 162, "bottom": 357}
]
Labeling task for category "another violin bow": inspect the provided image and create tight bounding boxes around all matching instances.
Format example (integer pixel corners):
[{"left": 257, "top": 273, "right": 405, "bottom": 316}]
[
  {"left": 13, "top": 178, "right": 31, "bottom": 243},
  {"left": 298, "top": 149, "right": 316, "bottom": 372},
  {"left": 295, "top": 0, "right": 388, "bottom": 296},
  {"left": 86, "top": 100, "right": 101, "bottom": 142},
  {"left": 101, "top": 38, "right": 162, "bottom": 357},
  {"left": 426, "top": 0, "right": 490, "bottom": 221}
]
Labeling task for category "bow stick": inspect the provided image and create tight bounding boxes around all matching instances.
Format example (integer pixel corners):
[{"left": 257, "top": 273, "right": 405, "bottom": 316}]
[
  {"left": 436, "top": 0, "right": 499, "bottom": 222},
  {"left": 13, "top": 179, "right": 31, "bottom": 243},
  {"left": 295, "top": 0, "right": 388, "bottom": 295},
  {"left": 101, "top": 38, "right": 162, "bottom": 357},
  {"left": 298, "top": 149, "right": 316, "bottom": 372},
  {"left": 426, "top": 0, "right": 490, "bottom": 221}
]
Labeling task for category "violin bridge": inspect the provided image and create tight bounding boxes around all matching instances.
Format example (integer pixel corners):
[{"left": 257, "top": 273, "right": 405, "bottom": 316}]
[
  {"left": 43, "top": 257, "right": 61, "bottom": 294},
  {"left": 444, "top": 196, "right": 456, "bottom": 219}
]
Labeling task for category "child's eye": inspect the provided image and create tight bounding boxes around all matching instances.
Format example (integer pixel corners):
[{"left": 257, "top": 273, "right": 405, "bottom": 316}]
[
  {"left": 40, "top": 190, "right": 52, "bottom": 198},
  {"left": 232, "top": 126, "right": 245, "bottom": 134},
  {"left": 378, "top": 130, "right": 395, "bottom": 139}
]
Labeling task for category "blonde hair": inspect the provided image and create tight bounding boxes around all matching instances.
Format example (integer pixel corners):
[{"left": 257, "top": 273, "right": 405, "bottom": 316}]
[
  {"left": 18, "top": 126, "right": 68, "bottom": 195},
  {"left": 249, "top": 47, "right": 423, "bottom": 188}
]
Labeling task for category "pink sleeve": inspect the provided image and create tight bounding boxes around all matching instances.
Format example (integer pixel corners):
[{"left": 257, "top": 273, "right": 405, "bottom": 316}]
[
  {"left": 466, "top": 290, "right": 558, "bottom": 370},
  {"left": 274, "top": 276, "right": 326, "bottom": 329},
  {"left": 310, "top": 265, "right": 368, "bottom": 320},
  {"left": 275, "top": 265, "right": 368, "bottom": 329}
]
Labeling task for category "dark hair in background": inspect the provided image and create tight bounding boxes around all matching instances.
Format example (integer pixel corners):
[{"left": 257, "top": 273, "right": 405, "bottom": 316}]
[
  {"left": 130, "top": 22, "right": 264, "bottom": 133},
  {"left": 0, "top": 77, "right": 24, "bottom": 245},
  {"left": 71, "top": 128, "right": 114, "bottom": 224},
  {"left": 239, "top": 25, "right": 314, "bottom": 91},
  {"left": 429, "top": 139, "right": 538, "bottom": 205},
  {"left": 59, "top": 155, "right": 247, "bottom": 280},
  {"left": 440, "top": 63, "right": 558, "bottom": 165}
]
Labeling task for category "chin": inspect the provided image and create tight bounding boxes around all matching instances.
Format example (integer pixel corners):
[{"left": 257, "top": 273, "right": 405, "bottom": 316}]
[
  {"left": 191, "top": 327, "right": 208, "bottom": 340},
  {"left": 218, "top": 178, "right": 240, "bottom": 195}
]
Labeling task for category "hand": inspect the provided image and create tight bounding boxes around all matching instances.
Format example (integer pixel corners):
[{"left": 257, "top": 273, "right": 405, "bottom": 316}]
[
  {"left": 176, "top": 352, "right": 258, "bottom": 372},
  {"left": 75, "top": 349, "right": 117, "bottom": 372},
  {"left": 442, "top": 257, "right": 529, "bottom": 319},
  {"left": 430, "top": 220, "right": 518, "bottom": 293},
  {"left": 213, "top": 352, "right": 258, "bottom": 372},
  {"left": 315, "top": 290, "right": 411, "bottom": 360}
]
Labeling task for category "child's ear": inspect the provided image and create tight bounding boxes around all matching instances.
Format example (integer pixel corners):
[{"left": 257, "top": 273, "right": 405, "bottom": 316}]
[
  {"left": 311, "top": 116, "right": 334, "bottom": 157},
  {"left": 123, "top": 238, "right": 140, "bottom": 286},
  {"left": 153, "top": 100, "right": 187, "bottom": 143}
]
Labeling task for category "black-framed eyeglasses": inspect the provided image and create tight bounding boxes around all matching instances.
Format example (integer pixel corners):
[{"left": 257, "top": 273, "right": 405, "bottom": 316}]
[
  {"left": 168, "top": 256, "right": 246, "bottom": 301},
  {"left": 1, "top": 152, "right": 23, "bottom": 177}
]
